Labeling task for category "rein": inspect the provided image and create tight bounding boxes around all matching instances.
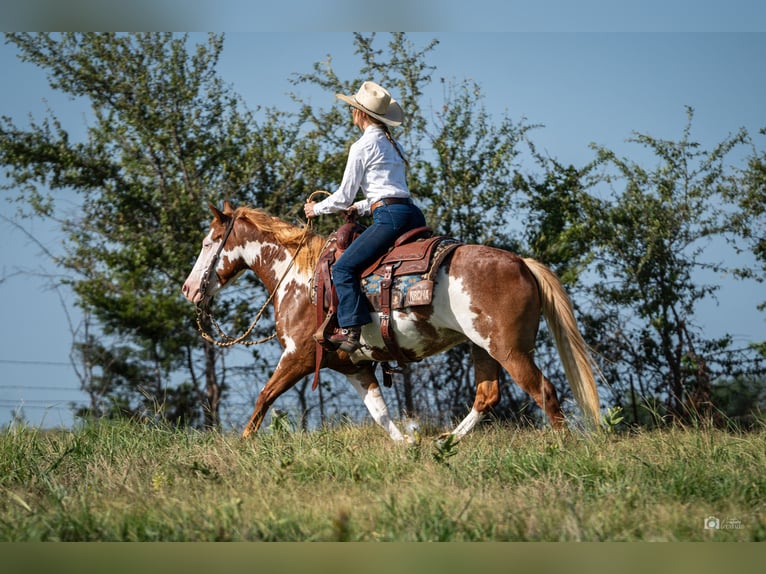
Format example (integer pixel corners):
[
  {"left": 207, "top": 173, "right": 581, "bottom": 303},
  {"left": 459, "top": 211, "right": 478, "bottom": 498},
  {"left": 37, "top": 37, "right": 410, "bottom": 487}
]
[{"left": 194, "top": 204, "right": 317, "bottom": 348}]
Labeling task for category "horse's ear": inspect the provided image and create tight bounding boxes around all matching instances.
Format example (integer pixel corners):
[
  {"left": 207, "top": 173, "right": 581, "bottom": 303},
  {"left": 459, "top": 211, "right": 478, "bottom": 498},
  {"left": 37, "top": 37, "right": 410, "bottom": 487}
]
[
  {"left": 208, "top": 202, "right": 226, "bottom": 223},
  {"left": 223, "top": 200, "right": 236, "bottom": 215}
]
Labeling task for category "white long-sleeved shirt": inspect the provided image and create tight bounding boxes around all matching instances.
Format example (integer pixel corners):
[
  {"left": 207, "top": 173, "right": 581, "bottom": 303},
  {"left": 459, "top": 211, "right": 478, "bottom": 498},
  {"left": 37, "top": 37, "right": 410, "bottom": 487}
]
[{"left": 313, "top": 125, "right": 410, "bottom": 216}]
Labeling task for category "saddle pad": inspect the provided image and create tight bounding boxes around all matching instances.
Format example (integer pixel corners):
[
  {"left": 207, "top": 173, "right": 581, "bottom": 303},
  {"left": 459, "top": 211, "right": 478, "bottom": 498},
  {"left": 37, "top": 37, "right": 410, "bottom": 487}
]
[{"left": 361, "top": 274, "right": 433, "bottom": 311}]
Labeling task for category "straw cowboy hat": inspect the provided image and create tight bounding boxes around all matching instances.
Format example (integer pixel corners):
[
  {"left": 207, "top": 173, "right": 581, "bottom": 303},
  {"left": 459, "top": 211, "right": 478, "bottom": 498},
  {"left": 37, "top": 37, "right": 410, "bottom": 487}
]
[{"left": 336, "top": 81, "right": 404, "bottom": 127}]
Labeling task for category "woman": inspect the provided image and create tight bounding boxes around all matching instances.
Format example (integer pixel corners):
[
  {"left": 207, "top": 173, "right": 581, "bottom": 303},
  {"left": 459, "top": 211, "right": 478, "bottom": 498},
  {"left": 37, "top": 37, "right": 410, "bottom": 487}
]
[{"left": 304, "top": 81, "right": 426, "bottom": 353}]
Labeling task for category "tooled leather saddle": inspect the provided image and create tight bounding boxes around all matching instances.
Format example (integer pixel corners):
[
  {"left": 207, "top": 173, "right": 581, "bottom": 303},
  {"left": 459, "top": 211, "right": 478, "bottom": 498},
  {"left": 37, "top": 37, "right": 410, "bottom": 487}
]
[{"left": 311, "top": 220, "right": 462, "bottom": 390}]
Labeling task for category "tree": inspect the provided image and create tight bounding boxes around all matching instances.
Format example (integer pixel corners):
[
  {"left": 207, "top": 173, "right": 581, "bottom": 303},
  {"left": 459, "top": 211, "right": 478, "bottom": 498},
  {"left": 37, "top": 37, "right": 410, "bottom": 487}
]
[
  {"left": 724, "top": 127, "right": 766, "bottom": 360},
  {"left": 586, "top": 108, "right": 760, "bottom": 424},
  {"left": 0, "top": 33, "right": 281, "bottom": 427},
  {"left": 516, "top": 159, "right": 601, "bottom": 285}
]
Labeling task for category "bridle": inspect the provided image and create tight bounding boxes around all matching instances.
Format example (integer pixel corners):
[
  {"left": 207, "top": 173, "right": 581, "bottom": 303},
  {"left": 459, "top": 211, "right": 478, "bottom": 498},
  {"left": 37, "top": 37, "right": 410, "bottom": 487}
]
[
  {"left": 194, "top": 211, "right": 310, "bottom": 348},
  {"left": 198, "top": 213, "right": 236, "bottom": 308}
]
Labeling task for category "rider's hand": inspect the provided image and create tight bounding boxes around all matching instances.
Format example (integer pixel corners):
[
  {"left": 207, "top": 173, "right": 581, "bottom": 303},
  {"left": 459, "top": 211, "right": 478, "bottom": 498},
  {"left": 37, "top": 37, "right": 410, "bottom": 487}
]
[
  {"left": 344, "top": 205, "right": 357, "bottom": 218},
  {"left": 304, "top": 201, "right": 317, "bottom": 219}
]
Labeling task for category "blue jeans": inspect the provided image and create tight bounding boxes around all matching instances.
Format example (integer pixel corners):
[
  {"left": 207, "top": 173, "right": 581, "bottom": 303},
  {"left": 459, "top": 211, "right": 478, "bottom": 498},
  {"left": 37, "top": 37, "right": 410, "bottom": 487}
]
[{"left": 333, "top": 201, "right": 427, "bottom": 327}]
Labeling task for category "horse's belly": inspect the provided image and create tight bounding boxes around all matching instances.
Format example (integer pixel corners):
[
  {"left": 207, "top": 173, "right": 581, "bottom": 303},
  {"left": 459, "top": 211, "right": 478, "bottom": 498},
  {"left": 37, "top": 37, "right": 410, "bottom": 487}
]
[
  {"left": 356, "top": 313, "right": 466, "bottom": 362},
  {"left": 356, "top": 270, "right": 468, "bottom": 361}
]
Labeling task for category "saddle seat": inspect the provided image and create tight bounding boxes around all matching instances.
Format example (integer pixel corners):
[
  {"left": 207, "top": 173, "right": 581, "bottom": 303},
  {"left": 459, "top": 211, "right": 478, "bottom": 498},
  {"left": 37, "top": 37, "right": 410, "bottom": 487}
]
[{"left": 362, "top": 226, "right": 437, "bottom": 276}]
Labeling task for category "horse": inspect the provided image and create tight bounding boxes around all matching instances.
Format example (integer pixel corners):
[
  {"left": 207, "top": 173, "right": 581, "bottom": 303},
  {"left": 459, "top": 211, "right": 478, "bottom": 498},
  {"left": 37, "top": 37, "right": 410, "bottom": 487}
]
[{"left": 182, "top": 201, "right": 601, "bottom": 442}]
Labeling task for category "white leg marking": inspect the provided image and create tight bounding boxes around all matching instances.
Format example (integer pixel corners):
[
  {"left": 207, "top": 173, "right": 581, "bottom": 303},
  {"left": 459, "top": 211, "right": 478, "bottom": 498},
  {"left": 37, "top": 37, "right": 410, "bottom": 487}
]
[
  {"left": 347, "top": 375, "right": 405, "bottom": 442},
  {"left": 451, "top": 408, "right": 484, "bottom": 438}
]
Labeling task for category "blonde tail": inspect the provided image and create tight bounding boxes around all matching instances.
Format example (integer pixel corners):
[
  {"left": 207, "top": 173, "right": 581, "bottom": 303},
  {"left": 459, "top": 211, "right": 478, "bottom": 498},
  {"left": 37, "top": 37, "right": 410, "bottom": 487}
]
[{"left": 523, "top": 258, "right": 601, "bottom": 429}]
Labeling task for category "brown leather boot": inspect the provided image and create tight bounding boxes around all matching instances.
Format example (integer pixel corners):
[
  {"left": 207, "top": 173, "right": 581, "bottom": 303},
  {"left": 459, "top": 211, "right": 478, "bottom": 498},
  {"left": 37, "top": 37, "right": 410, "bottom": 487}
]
[{"left": 328, "top": 326, "right": 362, "bottom": 353}]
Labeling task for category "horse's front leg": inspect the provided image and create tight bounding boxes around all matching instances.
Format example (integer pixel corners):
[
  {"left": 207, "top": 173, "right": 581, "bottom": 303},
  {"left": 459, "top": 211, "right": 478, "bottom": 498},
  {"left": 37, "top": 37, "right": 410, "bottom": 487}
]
[
  {"left": 346, "top": 365, "right": 410, "bottom": 443},
  {"left": 242, "top": 351, "right": 313, "bottom": 438}
]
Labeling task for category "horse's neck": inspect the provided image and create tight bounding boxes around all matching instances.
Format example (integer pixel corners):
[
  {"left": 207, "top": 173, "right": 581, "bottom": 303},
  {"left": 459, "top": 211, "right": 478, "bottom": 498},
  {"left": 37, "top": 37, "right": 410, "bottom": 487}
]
[{"left": 241, "top": 232, "right": 311, "bottom": 300}]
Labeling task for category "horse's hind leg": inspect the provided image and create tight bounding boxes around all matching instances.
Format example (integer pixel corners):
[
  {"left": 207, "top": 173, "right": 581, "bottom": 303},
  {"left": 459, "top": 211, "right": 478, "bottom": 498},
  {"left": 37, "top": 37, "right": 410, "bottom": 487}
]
[
  {"left": 448, "top": 344, "right": 502, "bottom": 439},
  {"left": 502, "top": 349, "right": 565, "bottom": 428},
  {"left": 449, "top": 344, "right": 566, "bottom": 438}
]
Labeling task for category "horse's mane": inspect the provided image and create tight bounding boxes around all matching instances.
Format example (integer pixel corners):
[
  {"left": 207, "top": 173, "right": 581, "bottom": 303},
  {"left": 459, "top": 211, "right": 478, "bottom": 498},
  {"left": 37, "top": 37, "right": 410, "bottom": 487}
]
[{"left": 234, "top": 207, "right": 326, "bottom": 273}]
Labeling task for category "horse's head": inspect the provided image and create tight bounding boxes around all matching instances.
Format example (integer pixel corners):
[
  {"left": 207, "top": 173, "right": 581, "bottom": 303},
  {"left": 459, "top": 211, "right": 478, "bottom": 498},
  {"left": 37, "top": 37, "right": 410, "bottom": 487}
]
[{"left": 182, "top": 201, "right": 247, "bottom": 305}]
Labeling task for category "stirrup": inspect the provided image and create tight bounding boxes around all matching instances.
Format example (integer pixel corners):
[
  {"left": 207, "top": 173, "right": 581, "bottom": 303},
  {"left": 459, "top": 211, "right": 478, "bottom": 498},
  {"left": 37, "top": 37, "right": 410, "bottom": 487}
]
[{"left": 328, "top": 327, "right": 361, "bottom": 353}]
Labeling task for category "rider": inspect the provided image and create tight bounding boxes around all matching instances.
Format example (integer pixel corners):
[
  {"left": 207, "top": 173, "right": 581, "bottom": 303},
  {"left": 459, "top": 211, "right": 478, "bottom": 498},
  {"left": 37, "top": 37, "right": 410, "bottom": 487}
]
[{"left": 304, "top": 81, "right": 426, "bottom": 353}]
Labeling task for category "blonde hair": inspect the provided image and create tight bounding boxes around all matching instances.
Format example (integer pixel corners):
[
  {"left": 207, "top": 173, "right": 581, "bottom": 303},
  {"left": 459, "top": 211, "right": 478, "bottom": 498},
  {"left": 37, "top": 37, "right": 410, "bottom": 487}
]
[{"left": 365, "top": 114, "right": 409, "bottom": 167}]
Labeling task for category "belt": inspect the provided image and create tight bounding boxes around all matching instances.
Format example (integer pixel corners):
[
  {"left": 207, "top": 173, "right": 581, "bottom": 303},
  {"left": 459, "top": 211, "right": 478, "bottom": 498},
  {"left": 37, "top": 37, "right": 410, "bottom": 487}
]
[{"left": 370, "top": 197, "right": 413, "bottom": 214}]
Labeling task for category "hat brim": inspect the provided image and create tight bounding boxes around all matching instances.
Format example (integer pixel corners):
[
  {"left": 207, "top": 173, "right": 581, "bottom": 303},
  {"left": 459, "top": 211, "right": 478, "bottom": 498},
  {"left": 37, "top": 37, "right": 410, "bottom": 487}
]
[{"left": 336, "top": 93, "right": 403, "bottom": 127}]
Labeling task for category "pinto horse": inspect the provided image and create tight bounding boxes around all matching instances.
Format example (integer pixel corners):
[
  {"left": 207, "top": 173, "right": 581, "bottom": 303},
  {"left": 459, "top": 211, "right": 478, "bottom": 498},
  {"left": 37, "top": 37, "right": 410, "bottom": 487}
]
[{"left": 182, "top": 202, "right": 601, "bottom": 441}]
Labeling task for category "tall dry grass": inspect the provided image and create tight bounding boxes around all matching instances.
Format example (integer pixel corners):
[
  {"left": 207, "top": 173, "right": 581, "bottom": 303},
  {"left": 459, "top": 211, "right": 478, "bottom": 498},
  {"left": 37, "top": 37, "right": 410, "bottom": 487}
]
[{"left": 1, "top": 417, "right": 763, "bottom": 541}]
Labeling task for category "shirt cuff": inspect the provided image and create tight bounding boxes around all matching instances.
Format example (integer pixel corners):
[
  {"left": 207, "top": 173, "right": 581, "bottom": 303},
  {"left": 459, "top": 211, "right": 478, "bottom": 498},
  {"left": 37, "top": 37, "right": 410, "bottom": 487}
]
[{"left": 353, "top": 199, "right": 371, "bottom": 216}]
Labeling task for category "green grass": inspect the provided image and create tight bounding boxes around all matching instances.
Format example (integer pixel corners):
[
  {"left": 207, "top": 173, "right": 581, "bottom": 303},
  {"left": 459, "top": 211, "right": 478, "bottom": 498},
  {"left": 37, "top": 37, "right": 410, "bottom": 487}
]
[{"left": 1, "top": 418, "right": 764, "bottom": 541}]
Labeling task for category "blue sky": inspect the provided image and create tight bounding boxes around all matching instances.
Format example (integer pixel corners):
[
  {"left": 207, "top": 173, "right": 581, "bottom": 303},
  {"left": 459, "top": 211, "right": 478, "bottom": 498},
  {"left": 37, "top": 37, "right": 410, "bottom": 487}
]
[{"left": 1, "top": 29, "right": 765, "bottom": 428}]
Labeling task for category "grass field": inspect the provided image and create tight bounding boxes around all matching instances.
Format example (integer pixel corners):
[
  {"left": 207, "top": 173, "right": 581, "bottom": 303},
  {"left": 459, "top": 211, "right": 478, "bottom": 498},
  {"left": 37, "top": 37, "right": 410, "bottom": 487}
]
[{"left": 1, "top": 417, "right": 764, "bottom": 542}]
